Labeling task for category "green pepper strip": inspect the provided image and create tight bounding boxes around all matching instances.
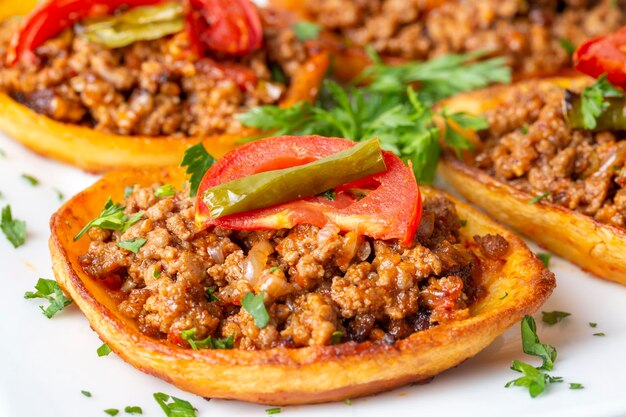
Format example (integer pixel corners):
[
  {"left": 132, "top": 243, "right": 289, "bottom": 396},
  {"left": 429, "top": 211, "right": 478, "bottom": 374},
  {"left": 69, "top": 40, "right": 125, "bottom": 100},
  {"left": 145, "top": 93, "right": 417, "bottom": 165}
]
[
  {"left": 82, "top": 2, "right": 184, "bottom": 49},
  {"left": 564, "top": 91, "right": 626, "bottom": 131},
  {"left": 203, "top": 138, "right": 387, "bottom": 219}
]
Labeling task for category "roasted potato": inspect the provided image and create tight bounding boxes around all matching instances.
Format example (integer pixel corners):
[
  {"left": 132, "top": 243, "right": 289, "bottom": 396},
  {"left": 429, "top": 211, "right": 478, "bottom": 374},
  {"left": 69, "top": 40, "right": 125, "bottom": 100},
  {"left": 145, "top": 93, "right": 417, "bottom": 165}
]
[
  {"left": 0, "top": 2, "right": 328, "bottom": 172},
  {"left": 438, "top": 76, "right": 626, "bottom": 286},
  {"left": 49, "top": 167, "right": 555, "bottom": 405}
]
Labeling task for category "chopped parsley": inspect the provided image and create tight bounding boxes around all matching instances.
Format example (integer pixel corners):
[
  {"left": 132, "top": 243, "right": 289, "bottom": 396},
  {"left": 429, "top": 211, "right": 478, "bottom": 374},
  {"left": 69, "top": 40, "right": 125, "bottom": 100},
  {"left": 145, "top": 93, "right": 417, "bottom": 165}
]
[
  {"left": 124, "top": 186, "right": 134, "bottom": 198},
  {"left": 180, "top": 328, "right": 234, "bottom": 350},
  {"left": 124, "top": 406, "right": 142, "bottom": 414},
  {"left": 180, "top": 142, "right": 216, "bottom": 197},
  {"left": 1, "top": 205, "right": 26, "bottom": 248},
  {"left": 322, "top": 190, "right": 336, "bottom": 201},
  {"left": 21, "top": 174, "right": 39, "bottom": 186},
  {"left": 542, "top": 311, "right": 570, "bottom": 325},
  {"left": 97, "top": 343, "right": 112, "bottom": 357},
  {"left": 81, "top": 390, "right": 92, "bottom": 397},
  {"left": 153, "top": 392, "right": 197, "bottom": 417},
  {"left": 558, "top": 38, "right": 575, "bottom": 56},
  {"left": 118, "top": 238, "right": 147, "bottom": 254},
  {"left": 344, "top": 398, "right": 352, "bottom": 405},
  {"left": 155, "top": 184, "right": 176, "bottom": 198},
  {"left": 153, "top": 269, "right": 161, "bottom": 278},
  {"left": 265, "top": 407, "right": 282, "bottom": 415},
  {"left": 293, "top": 21, "right": 320, "bottom": 41},
  {"left": 459, "top": 219, "right": 468, "bottom": 227},
  {"left": 268, "top": 266, "right": 281, "bottom": 273},
  {"left": 529, "top": 192, "right": 550, "bottom": 204},
  {"left": 441, "top": 110, "right": 488, "bottom": 158},
  {"left": 569, "top": 383, "right": 584, "bottom": 390},
  {"left": 74, "top": 198, "right": 144, "bottom": 241},
  {"left": 579, "top": 75, "right": 624, "bottom": 129},
  {"left": 537, "top": 252, "right": 552, "bottom": 268},
  {"left": 242, "top": 292, "right": 270, "bottom": 329},
  {"left": 505, "top": 360, "right": 562, "bottom": 398},
  {"left": 104, "top": 409, "right": 119, "bottom": 416},
  {"left": 330, "top": 331, "right": 343, "bottom": 345},
  {"left": 54, "top": 188, "right": 65, "bottom": 201},
  {"left": 593, "top": 332, "right": 606, "bottom": 337},
  {"left": 589, "top": 322, "right": 598, "bottom": 328},
  {"left": 499, "top": 292, "right": 509, "bottom": 300},
  {"left": 521, "top": 315, "right": 557, "bottom": 371},
  {"left": 206, "top": 287, "right": 219, "bottom": 302},
  {"left": 270, "top": 64, "right": 287, "bottom": 84},
  {"left": 24, "top": 278, "right": 72, "bottom": 318}
]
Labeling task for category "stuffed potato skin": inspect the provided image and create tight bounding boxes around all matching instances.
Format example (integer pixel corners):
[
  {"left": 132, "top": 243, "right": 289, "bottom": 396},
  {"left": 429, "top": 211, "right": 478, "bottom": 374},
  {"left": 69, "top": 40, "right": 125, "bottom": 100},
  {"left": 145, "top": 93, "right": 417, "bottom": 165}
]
[
  {"left": 0, "top": 2, "right": 329, "bottom": 172},
  {"left": 49, "top": 167, "right": 554, "bottom": 405},
  {"left": 438, "top": 76, "right": 626, "bottom": 286}
]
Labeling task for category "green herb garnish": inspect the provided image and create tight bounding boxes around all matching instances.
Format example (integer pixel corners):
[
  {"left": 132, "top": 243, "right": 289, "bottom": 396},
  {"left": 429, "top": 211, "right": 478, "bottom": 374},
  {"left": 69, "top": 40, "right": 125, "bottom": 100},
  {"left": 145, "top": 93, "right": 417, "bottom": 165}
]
[
  {"left": 21, "top": 174, "right": 39, "bottom": 186},
  {"left": 54, "top": 188, "right": 65, "bottom": 201},
  {"left": 499, "top": 292, "right": 509, "bottom": 300},
  {"left": 265, "top": 407, "right": 282, "bottom": 415},
  {"left": 118, "top": 238, "right": 147, "bottom": 254},
  {"left": 538, "top": 252, "right": 552, "bottom": 267},
  {"left": 24, "top": 278, "right": 72, "bottom": 318},
  {"left": 521, "top": 315, "right": 557, "bottom": 371},
  {"left": 506, "top": 360, "right": 554, "bottom": 398},
  {"left": 344, "top": 398, "right": 352, "bottom": 405},
  {"left": 155, "top": 184, "right": 176, "bottom": 198},
  {"left": 153, "top": 393, "right": 197, "bottom": 417},
  {"left": 74, "top": 198, "right": 144, "bottom": 241},
  {"left": 124, "top": 406, "right": 142, "bottom": 414},
  {"left": 330, "top": 331, "right": 343, "bottom": 345},
  {"left": 589, "top": 322, "right": 597, "bottom": 328},
  {"left": 104, "top": 409, "right": 119, "bottom": 416},
  {"left": 180, "top": 142, "right": 216, "bottom": 197},
  {"left": 293, "top": 21, "right": 320, "bottom": 41},
  {"left": 153, "top": 269, "right": 161, "bottom": 278},
  {"left": 97, "top": 343, "right": 112, "bottom": 357},
  {"left": 206, "top": 287, "right": 219, "bottom": 302},
  {"left": 180, "top": 328, "right": 234, "bottom": 350},
  {"left": 529, "top": 192, "right": 550, "bottom": 204},
  {"left": 81, "top": 390, "right": 92, "bottom": 397},
  {"left": 569, "top": 383, "right": 584, "bottom": 390},
  {"left": 242, "top": 292, "right": 270, "bottom": 329},
  {"left": 558, "top": 38, "right": 575, "bottom": 56},
  {"left": 322, "top": 190, "right": 336, "bottom": 201},
  {"left": 124, "top": 186, "right": 134, "bottom": 198},
  {"left": 593, "top": 332, "right": 606, "bottom": 337},
  {"left": 542, "top": 311, "right": 570, "bottom": 325},
  {"left": 579, "top": 75, "right": 624, "bottom": 129},
  {"left": 1, "top": 205, "right": 26, "bottom": 248}
]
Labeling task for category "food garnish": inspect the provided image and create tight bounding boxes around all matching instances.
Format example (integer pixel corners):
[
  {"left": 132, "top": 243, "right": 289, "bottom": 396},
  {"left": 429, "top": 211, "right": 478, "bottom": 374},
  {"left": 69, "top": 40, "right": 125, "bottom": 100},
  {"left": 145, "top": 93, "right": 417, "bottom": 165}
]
[
  {"left": 117, "top": 238, "right": 147, "bottom": 254},
  {"left": 1, "top": 205, "right": 26, "bottom": 248},
  {"left": 153, "top": 393, "right": 197, "bottom": 417},
  {"left": 569, "top": 383, "right": 584, "bottom": 390},
  {"left": 537, "top": 253, "right": 552, "bottom": 268},
  {"left": 180, "top": 143, "right": 216, "bottom": 197},
  {"left": 195, "top": 136, "right": 421, "bottom": 245},
  {"left": 265, "top": 408, "right": 281, "bottom": 415},
  {"left": 542, "top": 311, "right": 571, "bottom": 325},
  {"left": 201, "top": 138, "right": 386, "bottom": 219},
  {"left": 528, "top": 192, "right": 550, "bottom": 205},
  {"left": 521, "top": 315, "right": 557, "bottom": 371},
  {"left": 505, "top": 360, "right": 562, "bottom": 398},
  {"left": 104, "top": 409, "right": 119, "bottom": 416},
  {"left": 564, "top": 75, "right": 624, "bottom": 130},
  {"left": 21, "top": 174, "right": 39, "bottom": 186},
  {"left": 241, "top": 292, "right": 270, "bottom": 329},
  {"left": 74, "top": 198, "right": 144, "bottom": 241},
  {"left": 81, "top": 390, "right": 92, "bottom": 398},
  {"left": 593, "top": 332, "right": 606, "bottom": 337},
  {"left": 180, "top": 328, "right": 234, "bottom": 350},
  {"left": 24, "top": 278, "right": 72, "bottom": 318},
  {"left": 124, "top": 406, "right": 143, "bottom": 414},
  {"left": 97, "top": 343, "right": 112, "bottom": 357},
  {"left": 293, "top": 21, "right": 320, "bottom": 41},
  {"left": 574, "top": 26, "right": 626, "bottom": 89},
  {"left": 589, "top": 322, "right": 598, "bottom": 328},
  {"left": 155, "top": 184, "right": 176, "bottom": 198}
]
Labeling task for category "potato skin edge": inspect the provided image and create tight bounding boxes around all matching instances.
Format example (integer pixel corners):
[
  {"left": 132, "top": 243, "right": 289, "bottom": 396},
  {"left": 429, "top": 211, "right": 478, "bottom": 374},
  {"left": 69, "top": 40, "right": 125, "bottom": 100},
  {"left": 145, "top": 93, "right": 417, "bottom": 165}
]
[{"left": 49, "top": 166, "right": 555, "bottom": 405}]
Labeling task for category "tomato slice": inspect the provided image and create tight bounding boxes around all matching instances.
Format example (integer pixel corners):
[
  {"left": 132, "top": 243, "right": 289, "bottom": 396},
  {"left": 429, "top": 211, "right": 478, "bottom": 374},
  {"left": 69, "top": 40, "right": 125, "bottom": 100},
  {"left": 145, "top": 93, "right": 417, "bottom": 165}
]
[
  {"left": 195, "top": 136, "right": 422, "bottom": 246},
  {"left": 6, "top": 0, "right": 166, "bottom": 66},
  {"left": 574, "top": 26, "right": 626, "bottom": 88},
  {"left": 184, "top": 0, "right": 263, "bottom": 57}
]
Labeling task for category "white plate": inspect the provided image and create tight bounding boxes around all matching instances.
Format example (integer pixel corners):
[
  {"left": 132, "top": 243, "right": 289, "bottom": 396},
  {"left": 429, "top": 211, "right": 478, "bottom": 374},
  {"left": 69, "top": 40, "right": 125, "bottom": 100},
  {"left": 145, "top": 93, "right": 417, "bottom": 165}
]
[{"left": 1, "top": 133, "right": 625, "bottom": 417}]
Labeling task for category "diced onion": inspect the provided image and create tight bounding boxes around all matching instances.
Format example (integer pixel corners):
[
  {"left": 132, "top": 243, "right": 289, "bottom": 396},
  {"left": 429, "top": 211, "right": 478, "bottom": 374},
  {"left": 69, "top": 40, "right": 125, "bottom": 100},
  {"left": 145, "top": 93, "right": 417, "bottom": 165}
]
[
  {"left": 244, "top": 240, "right": 274, "bottom": 285},
  {"left": 317, "top": 223, "right": 340, "bottom": 244},
  {"left": 207, "top": 245, "right": 225, "bottom": 264}
]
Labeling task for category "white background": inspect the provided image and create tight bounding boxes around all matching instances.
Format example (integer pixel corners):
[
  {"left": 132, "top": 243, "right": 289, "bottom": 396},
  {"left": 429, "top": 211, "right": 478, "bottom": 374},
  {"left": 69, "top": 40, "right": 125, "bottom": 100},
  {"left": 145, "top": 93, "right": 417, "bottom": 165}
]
[{"left": 1, "top": 132, "right": 626, "bottom": 417}]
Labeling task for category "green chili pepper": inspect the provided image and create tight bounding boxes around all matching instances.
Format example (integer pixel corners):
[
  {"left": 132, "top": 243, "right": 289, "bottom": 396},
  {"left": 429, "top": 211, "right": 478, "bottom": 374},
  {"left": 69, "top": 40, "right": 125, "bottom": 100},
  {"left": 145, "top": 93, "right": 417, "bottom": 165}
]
[
  {"left": 203, "top": 138, "right": 387, "bottom": 219},
  {"left": 564, "top": 90, "right": 626, "bottom": 131},
  {"left": 82, "top": 2, "right": 184, "bottom": 49}
]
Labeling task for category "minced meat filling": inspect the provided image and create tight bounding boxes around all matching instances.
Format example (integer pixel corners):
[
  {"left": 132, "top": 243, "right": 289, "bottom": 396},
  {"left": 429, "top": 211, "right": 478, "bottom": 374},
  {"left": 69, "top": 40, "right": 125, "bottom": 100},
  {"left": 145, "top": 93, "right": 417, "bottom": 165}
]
[
  {"left": 305, "top": 0, "right": 626, "bottom": 76},
  {"left": 472, "top": 82, "right": 626, "bottom": 228},
  {"left": 0, "top": 9, "right": 308, "bottom": 137},
  {"left": 79, "top": 184, "right": 507, "bottom": 350}
]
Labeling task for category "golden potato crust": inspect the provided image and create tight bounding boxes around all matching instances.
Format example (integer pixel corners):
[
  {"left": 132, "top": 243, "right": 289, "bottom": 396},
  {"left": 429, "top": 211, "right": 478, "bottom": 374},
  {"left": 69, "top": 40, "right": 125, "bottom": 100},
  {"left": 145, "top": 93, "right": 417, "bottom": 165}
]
[{"left": 49, "top": 167, "right": 554, "bottom": 405}]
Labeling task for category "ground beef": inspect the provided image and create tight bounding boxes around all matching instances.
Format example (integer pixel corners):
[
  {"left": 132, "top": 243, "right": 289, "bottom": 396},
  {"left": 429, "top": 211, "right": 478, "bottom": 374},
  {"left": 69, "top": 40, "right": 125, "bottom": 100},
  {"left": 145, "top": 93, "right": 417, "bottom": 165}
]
[
  {"left": 79, "top": 184, "right": 508, "bottom": 350},
  {"left": 0, "top": 8, "right": 309, "bottom": 137},
  {"left": 305, "top": 0, "right": 626, "bottom": 76},
  {"left": 471, "top": 81, "right": 626, "bottom": 228}
]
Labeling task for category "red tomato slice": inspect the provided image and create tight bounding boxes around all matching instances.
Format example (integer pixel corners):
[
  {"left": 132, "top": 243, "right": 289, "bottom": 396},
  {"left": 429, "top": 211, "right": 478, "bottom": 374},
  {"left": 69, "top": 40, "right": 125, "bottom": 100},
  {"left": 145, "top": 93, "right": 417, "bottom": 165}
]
[
  {"left": 6, "top": 0, "right": 165, "bottom": 66},
  {"left": 195, "top": 136, "right": 422, "bottom": 246},
  {"left": 574, "top": 26, "right": 626, "bottom": 88},
  {"left": 184, "top": 0, "right": 263, "bottom": 57}
]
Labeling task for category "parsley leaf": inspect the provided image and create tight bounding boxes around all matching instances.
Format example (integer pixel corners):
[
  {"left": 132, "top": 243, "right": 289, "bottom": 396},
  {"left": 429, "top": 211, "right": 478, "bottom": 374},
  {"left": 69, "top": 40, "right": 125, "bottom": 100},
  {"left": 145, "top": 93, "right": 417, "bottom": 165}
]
[
  {"left": 593, "top": 332, "right": 606, "bottom": 337},
  {"left": 580, "top": 75, "right": 624, "bottom": 129},
  {"left": 441, "top": 110, "right": 487, "bottom": 158},
  {"left": 242, "top": 292, "right": 270, "bottom": 328},
  {"left": 153, "top": 393, "right": 197, "bottom": 417},
  {"left": 570, "top": 383, "right": 584, "bottom": 390},
  {"left": 558, "top": 38, "right": 575, "bottom": 56},
  {"left": 293, "top": 21, "right": 320, "bottom": 41},
  {"left": 104, "top": 409, "right": 119, "bottom": 416},
  {"left": 180, "top": 328, "right": 234, "bottom": 350},
  {"left": 589, "top": 322, "right": 598, "bottom": 328},
  {"left": 206, "top": 287, "right": 219, "bottom": 302},
  {"left": 330, "top": 331, "right": 343, "bottom": 345},
  {"left": 81, "top": 390, "right": 92, "bottom": 397},
  {"left": 118, "top": 238, "right": 147, "bottom": 254},
  {"left": 124, "top": 406, "right": 142, "bottom": 414},
  {"left": 266, "top": 407, "right": 282, "bottom": 415},
  {"left": 180, "top": 143, "right": 216, "bottom": 197},
  {"left": 521, "top": 315, "right": 557, "bottom": 371},
  {"left": 1, "top": 205, "right": 26, "bottom": 248},
  {"left": 322, "top": 190, "right": 336, "bottom": 201},
  {"left": 155, "top": 184, "right": 176, "bottom": 198},
  {"left": 21, "top": 174, "right": 39, "bottom": 186},
  {"left": 505, "top": 360, "right": 549, "bottom": 398},
  {"left": 24, "top": 278, "right": 72, "bottom": 318},
  {"left": 538, "top": 252, "right": 552, "bottom": 268},
  {"left": 97, "top": 343, "right": 112, "bottom": 357},
  {"left": 542, "top": 311, "right": 570, "bottom": 325},
  {"left": 529, "top": 192, "right": 550, "bottom": 204},
  {"left": 74, "top": 198, "right": 144, "bottom": 241},
  {"left": 344, "top": 399, "right": 352, "bottom": 405}
]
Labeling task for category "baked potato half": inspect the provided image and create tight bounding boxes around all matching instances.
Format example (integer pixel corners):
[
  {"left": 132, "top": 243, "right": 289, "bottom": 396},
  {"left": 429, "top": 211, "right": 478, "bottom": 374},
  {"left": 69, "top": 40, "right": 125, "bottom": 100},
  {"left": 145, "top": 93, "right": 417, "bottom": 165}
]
[
  {"left": 49, "top": 166, "right": 554, "bottom": 405},
  {"left": 0, "top": 1, "right": 328, "bottom": 172},
  {"left": 438, "top": 76, "right": 626, "bottom": 286}
]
